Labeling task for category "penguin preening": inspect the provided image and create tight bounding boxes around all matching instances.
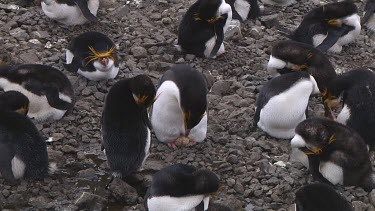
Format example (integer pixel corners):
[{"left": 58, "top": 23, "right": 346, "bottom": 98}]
[
  {"left": 267, "top": 40, "right": 336, "bottom": 92},
  {"left": 151, "top": 64, "right": 208, "bottom": 148},
  {"left": 226, "top": 0, "right": 260, "bottom": 21},
  {"left": 0, "top": 64, "right": 74, "bottom": 122},
  {"left": 178, "top": 0, "right": 232, "bottom": 58},
  {"left": 145, "top": 164, "right": 220, "bottom": 211},
  {"left": 0, "top": 91, "right": 55, "bottom": 184},
  {"left": 254, "top": 71, "right": 320, "bottom": 139},
  {"left": 64, "top": 32, "right": 119, "bottom": 81},
  {"left": 291, "top": 118, "right": 375, "bottom": 191},
  {"left": 323, "top": 67, "right": 375, "bottom": 151},
  {"left": 294, "top": 183, "right": 353, "bottom": 211},
  {"left": 101, "top": 75, "right": 156, "bottom": 178},
  {"left": 362, "top": 0, "right": 375, "bottom": 33},
  {"left": 41, "top": 0, "right": 99, "bottom": 25},
  {"left": 289, "top": 1, "right": 360, "bottom": 53}
]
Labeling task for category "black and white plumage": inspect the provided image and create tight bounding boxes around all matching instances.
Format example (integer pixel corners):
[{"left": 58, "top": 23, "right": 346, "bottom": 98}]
[
  {"left": 0, "top": 64, "right": 74, "bottom": 122},
  {"left": 267, "top": 40, "right": 336, "bottom": 92},
  {"left": 290, "top": 1, "right": 360, "bottom": 53},
  {"left": 362, "top": 0, "right": 375, "bottom": 33},
  {"left": 101, "top": 75, "right": 156, "bottom": 178},
  {"left": 41, "top": 0, "right": 99, "bottom": 25},
  {"left": 291, "top": 118, "right": 375, "bottom": 191},
  {"left": 226, "top": 0, "right": 260, "bottom": 21},
  {"left": 254, "top": 71, "right": 319, "bottom": 139},
  {"left": 261, "top": 0, "right": 296, "bottom": 7},
  {"left": 323, "top": 67, "right": 375, "bottom": 151},
  {"left": 151, "top": 64, "right": 208, "bottom": 148},
  {"left": 145, "top": 164, "right": 220, "bottom": 211},
  {"left": 178, "top": 0, "right": 232, "bottom": 58},
  {"left": 64, "top": 32, "right": 119, "bottom": 81},
  {"left": 294, "top": 183, "right": 353, "bottom": 211}
]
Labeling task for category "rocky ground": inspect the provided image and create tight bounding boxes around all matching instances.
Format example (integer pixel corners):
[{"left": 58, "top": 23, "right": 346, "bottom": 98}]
[{"left": 0, "top": 0, "right": 375, "bottom": 210}]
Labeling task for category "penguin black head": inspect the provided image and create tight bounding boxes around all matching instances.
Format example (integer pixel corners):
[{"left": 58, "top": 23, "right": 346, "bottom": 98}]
[
  {"left": 193, "top": 169, "right": 220, "bottom": 194},
  {"left": 196, "top": 0, "right": 222, "bottom": 22},
  {"left": 0, "top": 91, "right": 29, "bottom": 115},
  {"left": 129, "top": 75, "right": 156, "bottom": 108},
  {"left": 311, "top": 1, "right": 358, "bottom": 27}
]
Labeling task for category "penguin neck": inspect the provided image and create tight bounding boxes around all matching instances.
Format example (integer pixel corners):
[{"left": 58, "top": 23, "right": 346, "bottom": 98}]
[{"left": 284, "top": 79, "right": 315, "bottom": 101}]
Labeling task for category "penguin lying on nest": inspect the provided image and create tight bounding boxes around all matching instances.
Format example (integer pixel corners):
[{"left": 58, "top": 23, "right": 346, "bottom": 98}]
[
  {"left": 0, "top": 91, "right": 56, "bottom": 185},
  {"left": 145, "top": 164, "right": 220, "bottom": 211},
  {"left": 226, "top": 0, "right": 260, "bottom": 21},
  {"left": 0, "top": 64, "right": 74, "bottom": 122},
  {"left": 41, "top": 0, "right": 99, "bottom": 25},
  {"left": 291, "top": 118, "right": 375, "bottom": 191},
  {"left": 362, "top": 0, "right": 375, "bottom": 33}
]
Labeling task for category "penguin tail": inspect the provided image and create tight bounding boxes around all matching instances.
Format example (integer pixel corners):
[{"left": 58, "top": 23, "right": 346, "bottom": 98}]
[
  {"left": 361, "top": 172, "right": 375, "bottom": 192},
  {"left": 277, "top": 25, "right": 293, "bottom": 39},
  {"left": 48, "top": 162, "right": 58, "bottom": 175}
]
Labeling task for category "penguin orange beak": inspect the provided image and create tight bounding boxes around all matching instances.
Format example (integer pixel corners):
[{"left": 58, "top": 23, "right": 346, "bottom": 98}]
[
  {"left": 135, "top": 95, "right": 148, "bottom": 106},
  {"left": 99, "top": 57, "right": 109, "bottom": 66},
  {"left": 16, "top": 105, "right": 29, "bottom": 115},
  {"left": 328, "top": 19, "right": 342, "bottom": 27}
]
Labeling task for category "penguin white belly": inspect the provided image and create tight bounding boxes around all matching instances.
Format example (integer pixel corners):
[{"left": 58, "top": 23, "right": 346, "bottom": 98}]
[
  {"left": 336, "top": 104, "right": 351, "bottom": 125},
  {"left": 147, "top": 194, "right": 206, "bottom": 211},
  {"left": 337, "top": 14, "right": 361, "bottom": 46},
  {"left": 77, "top": 65, "right": 119, "bottom": 81},
  {"left": 267, "top": 55, "right": 287, "bottom": 76},
  {"left": 188, "top": 113, "right": 207, "bottom": 143},
  {"left": 262, "top": 0, "right": 296, "bottom": 6},
  {"left": 234, "top": 0, "right": 250, "bottom": 21},
  {"left": 366, "top": 14, "right": 375, "bottom": 32},
  {"left": 319, "top": 161, "right": 344, "bottom": 185},
  {"left": 11, "top": 155, "right": 26, "bottom": 179},
  {"left": 65, "top": 49, "right": 74, "bottom": 64},
  {"left": 142, "top": 128, "right": 151, "bottom": 166}
]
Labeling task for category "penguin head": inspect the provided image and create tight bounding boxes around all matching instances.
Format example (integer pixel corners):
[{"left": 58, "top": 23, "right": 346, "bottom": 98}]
[
  {"left": 0, "top": 91, "right": 29, "bottom": 115},
  {"left": 193, "top": 169, "right": 220, "bottom": 194},
  {"left": 319, "top": 1, "right": 358, "bottom": 28},
  {"left": 195, "top": 0, "right": 222, "bottom": 23},
  {"left": 129, "top": 75, "right": 156, "bottom": 108},
  {"left": 85, "top": 44, "right": 117, "bottom": 72}
]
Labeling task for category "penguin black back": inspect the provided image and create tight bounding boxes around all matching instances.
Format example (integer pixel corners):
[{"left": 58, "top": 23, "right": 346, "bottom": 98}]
[{"left": 226, "top": 0, "right": 260, "bottom": 21}]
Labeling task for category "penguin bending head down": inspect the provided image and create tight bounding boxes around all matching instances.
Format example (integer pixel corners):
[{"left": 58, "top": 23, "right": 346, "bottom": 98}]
[
  {"left": 362, "top": 0, "right": 375, "bottom": 33},
  {"left": 41, "top": 0, "right": 99, "bottom": 25},
  {"left": 254, "top": 71, "right": 320, "bottom": 139},
  {"left": 0, "top": 64, "right": 74, "bottom": 122},
  {"left": 64, "top": 32, "right": 119, "bottom": 81},
  {"left": 226, "top": 0, "right": 260, "bottom": 21},
  {"left": 101, "top": 75, "right": 156, "bottom": 178},
  {"left": 0, "top": 91, "right": 55, "bottom": 184},
  {"left": 178, "top": 0, "right": 232, "bottom": 58},
  {"left": 145, "top": 164, "right": 220, "bottom": 211},
  {"left": 291, "top": 118, "right": 375, "bottom": 191},
  {"left": 290, "top": 1, "right": 360, "bottom": 53},
  {"left": 151, "top": 64, "right": 208, "bottom": 148}
]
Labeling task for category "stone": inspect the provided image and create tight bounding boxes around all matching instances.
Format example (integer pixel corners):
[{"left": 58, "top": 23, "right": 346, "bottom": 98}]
[
  {"left": 9, "top": 28, "right": 29, "bottom": 40},
  {"left": 19, "top": 52, "right": 39, "bottom": 63},
  {"left": 260, "top": 14, "right": 279, "bottom": 28},
  {"left": 211, "top": 80, "right": 232, "bottom": 96},
  {"left": 75, "top": 192, "right": 107, "bottom": 211},
  {"left": 77, "top": 168, "right": 97, "bottom": 180},
  {"left": 108, "top": 178, "right": 138, "bottom": 204},
  {"left": 131, "top": 46, "right": 148, "bottom": 58}
]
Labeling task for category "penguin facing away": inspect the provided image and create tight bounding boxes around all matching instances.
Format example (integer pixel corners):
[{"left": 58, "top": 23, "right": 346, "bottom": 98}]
[
  {"left": 101, "top": 75, "right": 156, "bottom": 178},
  {"left": 254, "top": 71, "right": 320, "bottom": 139},
  {"left": 0, "top": 91, "right": 54, "bottom": 184},
  {"left": 64, "top": 32, "right": 119, "bottom": 81},
  {"left": 294, "top": 183, "right": 353, "bottom": 211},
  {"left": 0, "top": 64, "right": 74, "bottom": 122},
  {"left": 178, "top": 0, "right": 233, "bottom": 58},
  {"left": 261, "top": 0, "right": 296, "bottom": 7},
  {"left": 323, "top": 67, "right": 375, "bottom": 151},
  {"left": 362, "top": 0, "right": 375, "bottom": 33},
  {"left": 267, "top": 40, "right": 336, "bottom": 92},
  {"left": 290, "top": 1, "right": 361, "bottom": 53},
  {"left": 226, "top": 0, "right": 260, "bottom": 21},
  {"left": 291, "top": 118, "right": 375, "bottom": 191},
  {"left": 41, "top": 0, "right": 99, "bottom": 25},
  {"left": 151, "top": 64, "right": 208, "bottom": 148},
  {"left": 145, "top": 164, "right": 220, "bottom": 211}
]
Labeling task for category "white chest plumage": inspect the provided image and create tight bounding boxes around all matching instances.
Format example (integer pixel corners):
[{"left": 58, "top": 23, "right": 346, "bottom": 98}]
[
  {"left": 147, "top": 195, "right": 209, "bottom": 211},
  {"left": 336, "top": 104, "right": 351, "bottom": 125},
  {"left": 234, "top": 0, "right": 250, "bottom": 21},
  {"left": 267, "top": 55, "right": 287, "bottom": 76}
]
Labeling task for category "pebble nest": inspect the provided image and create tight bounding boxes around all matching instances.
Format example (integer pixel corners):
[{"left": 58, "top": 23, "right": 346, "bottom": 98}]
[{"left": 1, "top": 0, "right": 375, "bottom": 210}]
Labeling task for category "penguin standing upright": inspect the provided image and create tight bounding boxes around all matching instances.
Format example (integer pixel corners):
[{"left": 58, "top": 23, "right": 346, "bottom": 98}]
[
  {"left": 362, "top": 0, "right": 375, "bottom": 33},
  {"left": 0, "top": 91, "right": 55, "bottom": 184},
  {"left": 289, "top": 1, "right": 360, "bottom": 53},
  {"left": 145, "top": 164, "right": 220, "bottom": 211},
  {"left": 178, "top": 0, "right": 232, "bottom": 58},
  {"left": 291, "top": 118, "right": 375, "bottom": 191},
  {"left": 254, "top": 71, "right": 320, "bottom": 139},
  {"left": 261, "top": 0, "right": 296, "bottom": 7},
  {"left": 151, "top": 64, "right": 208, "bottom": 148},
  {"left": 226, "top": 0, "right": 260, "bottom": 21},
  {"left": 101, "top": 75, "right": 156, "bottom": 178},
  {"left": 64, "top": 32, "right": 119, "bottom": 81},
  {"left": 41, "top": 0, "right": 99, "bottom": 25},
  {"left": 0, "top": 64, "right": 74, "bottom": 122},
  {"left": 267, "top": 40, "right": 336, "bottom": 92},
  {"left": 323, "top": 67, "right": 375, "bottom": 151}
]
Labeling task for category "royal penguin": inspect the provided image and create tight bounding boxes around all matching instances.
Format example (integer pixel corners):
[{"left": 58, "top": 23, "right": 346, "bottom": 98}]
[
  {"left": 226, "top": 0, "right": 260, "bottom": 21},
  {"left": 178, "top": 0, "right": 232, "bottom": 58},
  {"left": 101, "top": 75, "right": 156, "bottom": 178},
  {"left": 0, "top": 91, "right": 55, "bottom": 184},
  {"left": 0, "top": 64, "right": 74, "bottom": 122},
  {"left": 291, "top": 118, "right": 375, "bottom": 191},
  {"left": 145, "top": 164, "right": 220, "bottom": 211},
  {"left": 289, "top": 1, "right": 360, "bottom": 53},
  {"left": 294, "top": 183, "right": 353, "bottom": 211},
  {"left": 64, "top": 32, "right": 119, "bottom": 81},
  {"left": 41, "top": 0, "right": 99, "bottom": 25},
  {"left": 362, "top": 0, "right": 375, "bottom": 33},
  {"left": 261, "top": 0, "right": 296, "bottom": 7},
  {"left": 254, "top": 71, "right": 320, "bottom": 139},
  {"left": 151, "top": 64, "right": 208, "bottom": 148},
  {"left": 267, "top": 40, "right": 336, "bottom": 92},
  {"left": 323, "top": 67, "right": 375, "bottom": 151}
]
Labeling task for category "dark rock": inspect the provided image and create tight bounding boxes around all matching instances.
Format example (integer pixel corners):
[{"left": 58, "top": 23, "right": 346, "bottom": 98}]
[
  {"left": 108, "top": 178, "right": 138, "bottom": 204},
  {"left": 75, "top": 192, "right": 107, "bottom": 211}
]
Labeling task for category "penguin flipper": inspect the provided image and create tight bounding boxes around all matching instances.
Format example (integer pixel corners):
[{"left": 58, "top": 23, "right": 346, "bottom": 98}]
[
  {"left": 210, "top": 14, "right": 228, "bottom": 58},
  {"left": 73, "top": 0, "right": 98, "bottom": 22},
  {"left": 248, "top": 0, "right": 261, "bottom": 19},
  {"left": 362, "top": 0, "right": 375, "bottom": 25},
  {"left": 316, "top": 25, "right": 354, "bottom": 52},
  {"left": 0, "top": 143, "right": 17, "bottom": 184},
  {"left": 44, "top": 84, "right": 72, "bottom": 110},
  {"left": 63, "top": 61, "right": 79, "bottom": 73}
]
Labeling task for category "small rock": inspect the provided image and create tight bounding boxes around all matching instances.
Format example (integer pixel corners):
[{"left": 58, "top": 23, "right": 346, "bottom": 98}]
[
  {"left": 9, "top": 28, "right": 29, "bottom": 40},
  {"left": 131, "top": 46, "right": 148, "bottom": 58},
  {"left": 30, "top": 31, "right": 50, "bottom": 39},
  {"left": 75, "top": 192, "right": 107, "bottom": 211},
  {"left": 211, "top": 80, "right": 232, "bottom": 96},
  {"left": 260, "top": 14, "right": 279, "bottom": 28},
  {"left": 108, "top": 178, "right": 138, "bottom": 204},
  {"left": 28, "top": 196, "right": 52, "bottom": 209},
  {"left": 19, "top": 52, "right": 39, "bottom": 63},
  {"left": 78, "top": 168, "right": 97, "bottom": 180},
  {"left": 61, "top": 145, "right": 77, "bottom": 153}
]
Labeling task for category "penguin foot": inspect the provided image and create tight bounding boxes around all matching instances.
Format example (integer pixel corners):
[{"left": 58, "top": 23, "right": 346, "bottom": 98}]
[
  {"left": 167, "top": 142, "right": 178, "bottom": 149},
  {"left": 187, "top": 140, "right": 197, "bottom": 147}
]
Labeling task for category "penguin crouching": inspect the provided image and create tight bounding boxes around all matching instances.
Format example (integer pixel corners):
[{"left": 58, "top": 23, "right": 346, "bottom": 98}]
[
  {"left": 101, "top": 75, "right": 156, "bottom": 178},
  {"left": 362, "top": 0, "right": 375, "bottom": 33},
  {"left": 65, "top": 32, "right": 119, "bottom": 81},
  {"left": 254, "top": 71, "right": 320, "bottom": 139},
  {"left": 145, "top": 164, "right": 220, "bottom": 211},
  {"left": 226, "top": 0, "right": 260, "bottom": 21},
  {"left": 178, "top": 0, "right": 232, "bottom": 58},
  {"left": 0, "top": 64, "right": 74, "bottom": 122},
  {"left": 291, "top": 118, "right": 375, "bottom": 191}
]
